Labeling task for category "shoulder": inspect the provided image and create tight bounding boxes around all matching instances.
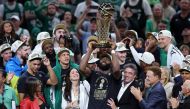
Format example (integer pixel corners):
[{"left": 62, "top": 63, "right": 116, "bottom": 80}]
[
  {"left": 18, "top": 3, "right": 23, "bottom": 8},
  {"left": 92, "top": 1, "right": 99, "bottom": 6},
  {"left": 76, "top": 2, "right": 85, "bottom": 8},
  {"left": 20, "top": 97, "right": 33, "bottom": 107},
  {"left": 6, "top": 58, "right": 15, "bottom": 64},
  {"left": 164, "top": 82, "right": 174, "bottom": 89},
  {"left": 70, "top": 61, "right": 79, "bottom": 69},
  {"left": 4, "top": 85, "right": 15, "bottom": 92},
  {"left": 81, "top": 80, "right": 90, "bottom": 86},
  {"left": 166, "top": 82, "right": 174, "bottom": 86},
  {"left": 18, "top": 73, "right": 28, "bottom": 81},
  {"left": 146, "top": 19, "right": 153, "bottom": 23},
  {"left": 142, "top": 0, "right": 150, "bottom": 4},
  {"left": 0, "top": 4, "right": 4, "bottom": 9},
  {"left": 131, "top": 80, "right": 139, "bottom": 86},
  {"left": 171, "top": 12, "right": 180, "bottom": 19},
  {"left": 152, "top": 82, "right": 165, "bottom": 91}
]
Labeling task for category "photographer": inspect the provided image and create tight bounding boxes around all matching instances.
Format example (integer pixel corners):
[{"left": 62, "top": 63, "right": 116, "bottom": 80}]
[{"left": 53, "top": 24, "right": 81, "bottom": 64}]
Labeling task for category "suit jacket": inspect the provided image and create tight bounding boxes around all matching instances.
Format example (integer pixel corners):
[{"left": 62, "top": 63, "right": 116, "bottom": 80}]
[
  {"left": 115, "top": 80, "right": 140, "bottom": 109},
  {"left": 172, "top": 81, "right": 183, "bottom": 98},
  {"left": 178, "top": 96, "right": 190, "bottom": 109},
  {"left": 139, "top": 81, "right": 167, "bottom": 109}
]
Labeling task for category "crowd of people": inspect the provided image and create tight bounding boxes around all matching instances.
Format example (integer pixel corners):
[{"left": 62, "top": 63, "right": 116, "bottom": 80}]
[{"left": 0, "top": 0, "right": 190, "bottom": 109}]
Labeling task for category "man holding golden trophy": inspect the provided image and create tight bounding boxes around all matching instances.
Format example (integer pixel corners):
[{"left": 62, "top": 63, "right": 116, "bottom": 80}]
[{"left": 80, "top": 3, "right": 121, "bottom": 109}]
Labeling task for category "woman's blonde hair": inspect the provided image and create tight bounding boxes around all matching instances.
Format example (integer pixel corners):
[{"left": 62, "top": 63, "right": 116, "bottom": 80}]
[{"left": 160, "top": 66, "right": 171, "bottom": 85}]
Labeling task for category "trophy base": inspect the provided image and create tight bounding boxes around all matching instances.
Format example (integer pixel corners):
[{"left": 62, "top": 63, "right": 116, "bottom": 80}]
[{"left": 93, "top": 43, "right": 111, "bottom": 48}]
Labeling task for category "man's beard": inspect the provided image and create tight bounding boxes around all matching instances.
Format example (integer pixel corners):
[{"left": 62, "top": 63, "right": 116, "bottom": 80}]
[
  {"left": 97, "top": 61, "right": 111, "bottom": 71},
  {"left": 48, "top": 13, "right": 55, "bottom": 17},
  {"left": 21, "top": 55, "right": 27, "bottom": 65},
  {"left": 45, "top": 50, "right": 56, "bottom": 59},
  {"left": 21, "top": 55, "right": 27, "bottom": 61}
]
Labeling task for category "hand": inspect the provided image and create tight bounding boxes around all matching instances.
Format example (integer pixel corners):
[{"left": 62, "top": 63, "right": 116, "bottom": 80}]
[
  {"left": 7, "top": 72, "right": 14, "bottom": 82},
  {"left": 92, "top": 48, "right": 99, "bottom": 54},
  {"left": 169, "top": 97, "right": 179, "bottom": 108},
  {"left": 84, "top": 5, "right": 90, "bottom": 14},
  {"left": 71, "top": 101, "right": 79, "bottom": 108},
  {"left": 129, "top": 38, "right": 135, "bottom": 47},
  {"left": 108, "top": 39, "right": 116, "bottom": 50},
  {"left": 130, "top": 86, "right": 142, "bottom": 101},
  {"left": 42, "top": 57, "right": 50, "bottom": 66},
  {"left": 88, "top": 41, "right": 97, "bottom": 51},
  {"left": 145, "top": 40, "right": 155, "bottom": 50},
  {"left": 107, "top": 98, "right": 117, "bottom": 109}
]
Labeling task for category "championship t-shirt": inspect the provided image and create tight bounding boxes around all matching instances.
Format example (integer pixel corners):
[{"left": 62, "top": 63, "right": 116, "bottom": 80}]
[{"left": 87, "top": 70, "right": 120, "bottom": 109}]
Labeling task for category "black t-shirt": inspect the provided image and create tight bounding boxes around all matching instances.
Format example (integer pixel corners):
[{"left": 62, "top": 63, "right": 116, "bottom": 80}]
[
  {"left": 0, "top": 58, "right": 5, "bottom": 70},
  {"left": 87, "top": 70, "right": 121, "bottom": 109},
  {"left": 170, "top": 12, "right": 190, "bottom": 43},
  {"left": 17, "top": 71, "right": 49, "bottom": 93},
  {"left": 61, "top": 67, "right": 71, "bottom": 87}
]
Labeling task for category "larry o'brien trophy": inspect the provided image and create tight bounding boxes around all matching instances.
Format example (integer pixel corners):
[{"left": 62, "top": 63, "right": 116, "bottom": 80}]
[{"left": 93, "top": 3, "right": 114, "bottom": 48}]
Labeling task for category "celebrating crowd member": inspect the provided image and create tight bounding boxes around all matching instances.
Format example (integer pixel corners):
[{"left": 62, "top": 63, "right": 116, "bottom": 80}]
[
  {"left": 61, "top": 68, "right": 90, "bottom": 109},
  {"left": 131, "top": 66, "right": 167, "bottom": 109},
  {"left": 17, "top": 53, "right": 58, "bottom": 101},
  {"left": 20, "top": 77, "right": 49, "bottom": 109},
  {"left": 44, "top": 48, "right": 78, "bottom": 109},
  {"left": 0, "top": 43, "right": 12, "bottom": 69},
  {"left": 107, "top": 63, "right": 140, "bottom": 109},
  {"left": 80, "top": 40, "right": 121, "bottom": 109}
]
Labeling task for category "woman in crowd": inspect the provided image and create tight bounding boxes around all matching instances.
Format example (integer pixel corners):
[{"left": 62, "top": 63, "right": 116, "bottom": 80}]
[
  {"left": 20, "top": 77, "right": 49, "bottom": 109},
  {"left": 62, "top": 68, "right": 90, "bottom": 109},
  {"left": 160, "top": 66, "right": 174, "bottom": 99},
  {"left": 0, "top": 20, "right": 19, "bottom": 45},
  {"left": 160, "top": 66, "right": 174, "bottom": 108},
  {"left": 180, "top": 44, "right": 190, "bottom": 57}
]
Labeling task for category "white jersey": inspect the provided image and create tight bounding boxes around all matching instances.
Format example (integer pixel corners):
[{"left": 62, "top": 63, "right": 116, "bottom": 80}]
[{"left": 167, "top": 44, "right": 185, "bottom": 68}]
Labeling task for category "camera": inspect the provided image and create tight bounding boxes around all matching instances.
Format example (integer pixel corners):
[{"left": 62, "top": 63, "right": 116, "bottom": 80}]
[{"left": 60, "top": 35, "right": 73, "bottom": 42}]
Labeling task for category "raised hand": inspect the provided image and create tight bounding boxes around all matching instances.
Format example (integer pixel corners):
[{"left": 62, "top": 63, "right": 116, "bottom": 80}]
[
  {"left": 169, "top": 97, "right": 179, "bottom": 109},
  {"left": 130, "top": 86, "right": 142, "bottom": 101},
  {"left": 42, "top": 57, "right": 50, "bottom": 66},
  {"left": 107, "top": 98, "right": 117, "bottom": 109},
  {"left": 7, "top": 72, "right": 14, "bottom": 83}
]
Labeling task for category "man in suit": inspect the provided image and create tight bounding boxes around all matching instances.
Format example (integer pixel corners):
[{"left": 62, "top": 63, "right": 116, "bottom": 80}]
[
  {"left": 107, "top": 63, "right": 140, "bottom": 109},
  {"left": 131, "top": 66, "right": 167, "bottom": 109},
  {"left": 170, "top": 80, "right": 190, "bottom": 109}
]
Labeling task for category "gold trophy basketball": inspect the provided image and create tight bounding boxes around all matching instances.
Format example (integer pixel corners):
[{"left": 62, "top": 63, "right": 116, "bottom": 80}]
[{"left": 93, "top": 3, "right": 114, "bottom": 48}]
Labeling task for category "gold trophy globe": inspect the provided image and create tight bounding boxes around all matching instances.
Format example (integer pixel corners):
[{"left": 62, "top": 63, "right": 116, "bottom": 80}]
[{"left": 93, "top": 3, "right": 114, "bottom": 48}]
